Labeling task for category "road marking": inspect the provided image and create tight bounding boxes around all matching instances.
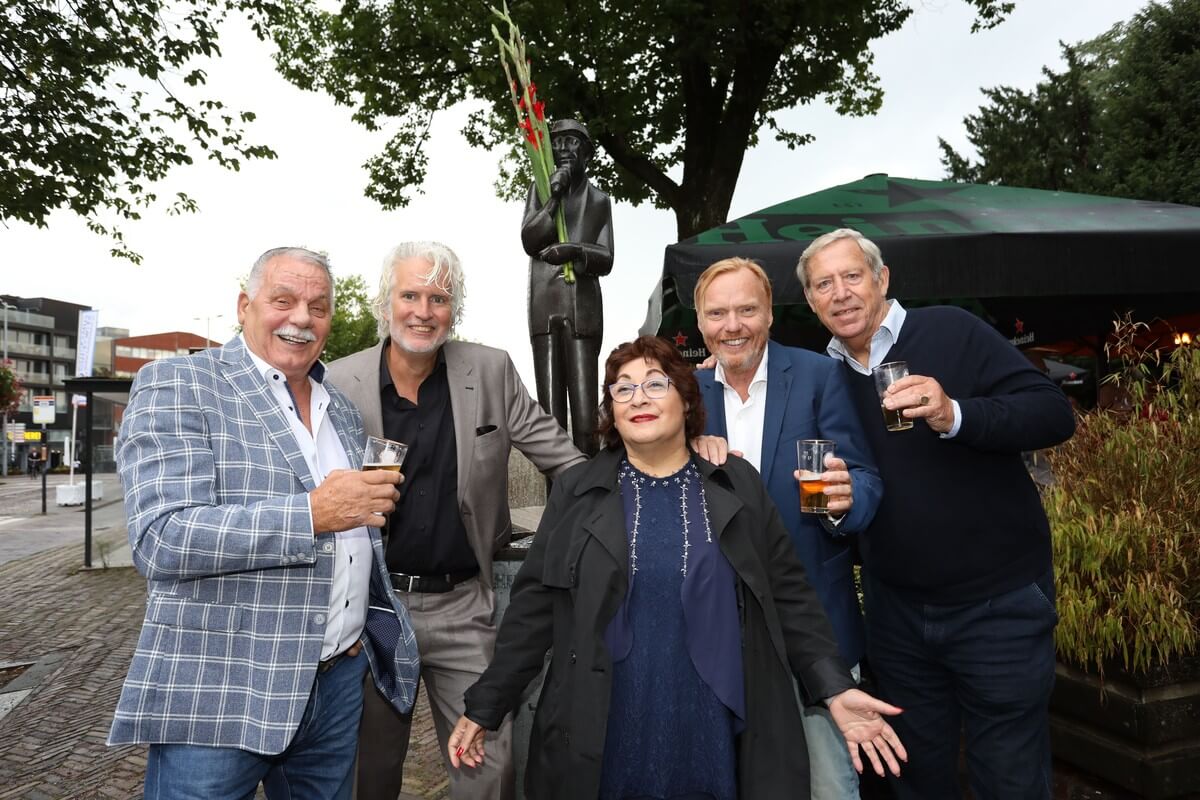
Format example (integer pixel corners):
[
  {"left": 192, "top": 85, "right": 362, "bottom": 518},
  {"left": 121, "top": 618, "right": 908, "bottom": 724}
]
[
  {"left": 0, "top": 689, "right": 32, "bottom": 723},
  {"left": 0, "top": 517, "right": 23, "bottom": 528}
]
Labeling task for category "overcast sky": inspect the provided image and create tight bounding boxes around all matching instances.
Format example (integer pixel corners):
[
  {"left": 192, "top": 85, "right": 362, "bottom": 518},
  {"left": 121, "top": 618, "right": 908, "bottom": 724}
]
[{"left": 1, "top": 0, "right": 1148, "bottom": 388}]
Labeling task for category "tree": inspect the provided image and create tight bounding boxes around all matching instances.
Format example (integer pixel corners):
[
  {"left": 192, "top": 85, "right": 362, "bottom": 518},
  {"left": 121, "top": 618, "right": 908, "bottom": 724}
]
[
  {"left": 323, "top": 274, "right": 379, "bottom": 362},
  {"left": 938, "top": 46, "right": 1101, "bottom": 192},
  {"left": 1, "top": 0, "right": 277, "bottom": 262},
  {"left": 264, "top": 0, "right": 1011, "bottom": 240},
  {"left": 0, "top": 363, "right": 23, "bottom": 418},
  {"left": 941, "top": 0, "right": 1200, "bottom": 207}
]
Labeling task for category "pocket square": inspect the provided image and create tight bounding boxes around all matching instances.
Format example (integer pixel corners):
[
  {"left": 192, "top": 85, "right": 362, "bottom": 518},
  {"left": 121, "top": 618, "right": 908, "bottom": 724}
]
[{"left": 475, "top": 425, "right": 498, "bottom": 436}]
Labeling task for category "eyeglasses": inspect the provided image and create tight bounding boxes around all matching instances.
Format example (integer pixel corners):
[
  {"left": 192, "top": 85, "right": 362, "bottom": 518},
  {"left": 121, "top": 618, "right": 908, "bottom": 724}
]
[{"left": 608, "top": 377, "right": 672, "bottom": 403}]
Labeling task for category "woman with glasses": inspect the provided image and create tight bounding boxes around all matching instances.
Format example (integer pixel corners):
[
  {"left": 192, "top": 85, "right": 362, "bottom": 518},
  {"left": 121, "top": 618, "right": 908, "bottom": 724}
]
[{"left": 448, "top": 335, "right": 905, "bottom": 799}]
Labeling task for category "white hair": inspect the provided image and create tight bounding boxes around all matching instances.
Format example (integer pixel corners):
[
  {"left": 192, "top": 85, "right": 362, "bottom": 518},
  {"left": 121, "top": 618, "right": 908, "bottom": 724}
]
[
  {"left": 796, "top": 228, "right": 886, "bottom": 289},
  {"left": 247, "top": 247, "right": 335, "bottom": 305},
  {"left": 371, "top": 241, "right": 465, "bottom": 339}
]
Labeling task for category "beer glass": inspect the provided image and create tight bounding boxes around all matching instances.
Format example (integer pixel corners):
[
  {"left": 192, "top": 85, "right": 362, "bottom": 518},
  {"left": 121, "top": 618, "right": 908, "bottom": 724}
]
[
  {"left": 797, "top": 439, "right": 835, "bottom": 514},
  {"left": 362, "top": 436, "right": 408, "bottom": 472},
  {"left": 872, "top": 361, "right": 913, "bottom": 431}
]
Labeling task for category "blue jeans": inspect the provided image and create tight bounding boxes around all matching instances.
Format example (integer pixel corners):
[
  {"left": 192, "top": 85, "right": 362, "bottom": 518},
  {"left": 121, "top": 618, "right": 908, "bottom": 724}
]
[
  {"left": 864, "top": 572, "right": 1057, "bottom": 800},
  {"left": 144, "top": 650, "right": 369, "bottom": 800},
  {"left": 800, "top": 664, "right": 861, "bottom": 799}
]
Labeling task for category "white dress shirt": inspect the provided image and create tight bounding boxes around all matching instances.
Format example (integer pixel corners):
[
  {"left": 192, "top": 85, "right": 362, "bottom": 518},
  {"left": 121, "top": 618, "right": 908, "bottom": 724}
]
[
  {"left": 245, "top": 340, "right": 372, "bottom": 660},
  {"left": 715, "top": 346, "right": 770, "bottom": 473},
  {"left": 824, "top": 300, "right": 962, "bottom": 438}
]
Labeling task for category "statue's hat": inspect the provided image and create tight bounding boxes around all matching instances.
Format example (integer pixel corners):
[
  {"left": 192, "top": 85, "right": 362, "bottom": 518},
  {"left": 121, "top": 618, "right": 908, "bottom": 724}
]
[{"left": 549, "top": 119, "right": 593, "bottom": 145}]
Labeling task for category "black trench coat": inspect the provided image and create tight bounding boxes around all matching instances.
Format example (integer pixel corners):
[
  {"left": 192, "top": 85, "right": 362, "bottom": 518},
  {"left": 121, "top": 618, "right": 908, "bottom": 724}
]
[{"left": 465, "top": 446, "right": 855, "bottom": 799}]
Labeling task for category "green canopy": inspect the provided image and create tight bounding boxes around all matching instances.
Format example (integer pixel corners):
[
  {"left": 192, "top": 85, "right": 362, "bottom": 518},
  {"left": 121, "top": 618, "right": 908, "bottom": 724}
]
[{"left": 654, "top": 174, "right": 1200, "bottom": 354}]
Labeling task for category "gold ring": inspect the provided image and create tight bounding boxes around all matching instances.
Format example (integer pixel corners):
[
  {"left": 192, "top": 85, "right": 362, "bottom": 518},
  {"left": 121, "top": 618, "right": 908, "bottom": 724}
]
[{"left": 919, "top": 395, "right": 930, "bottom": 406}]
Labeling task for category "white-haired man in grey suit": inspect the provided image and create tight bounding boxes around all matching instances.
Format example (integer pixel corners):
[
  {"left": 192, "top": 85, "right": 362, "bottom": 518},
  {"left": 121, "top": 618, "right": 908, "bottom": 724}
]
[
  {"left": 328, "top": 241, "right": 587, "bottom": 800},
  {"left": 110, "top": 247, "right": 420, "bottom": 799}
]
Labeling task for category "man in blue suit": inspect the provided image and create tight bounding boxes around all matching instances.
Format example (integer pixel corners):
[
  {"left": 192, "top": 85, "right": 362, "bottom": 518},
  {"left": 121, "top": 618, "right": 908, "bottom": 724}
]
[
  {"left": 694, "top": 257, "right": 882, "bottom": 799},
  {"left": 109, "top": 247, "right": 421, "bottom": 799}
]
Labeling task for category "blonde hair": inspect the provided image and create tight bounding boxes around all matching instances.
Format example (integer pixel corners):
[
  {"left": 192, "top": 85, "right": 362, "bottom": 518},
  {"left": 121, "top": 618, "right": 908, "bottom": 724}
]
[{"left": 693, "top": 257, "right": 773, "bottom": 312}]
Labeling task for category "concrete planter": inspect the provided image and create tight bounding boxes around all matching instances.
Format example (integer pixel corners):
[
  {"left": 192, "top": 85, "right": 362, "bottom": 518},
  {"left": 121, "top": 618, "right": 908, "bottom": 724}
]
[
  {"left": 1050, "top": 655, "right": 1200, "bottom": 798},
  {"left": 54, "top": 480, "right": 103, "bottom": 506}
]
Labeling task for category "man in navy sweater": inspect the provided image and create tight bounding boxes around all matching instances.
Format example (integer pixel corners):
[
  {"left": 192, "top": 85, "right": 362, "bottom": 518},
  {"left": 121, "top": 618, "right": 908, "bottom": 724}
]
[
  {"left": 797, "top": 228, "right": 1075, "bottom": 799},
  {"left": 694, "top": 257, "right": 882, "bottom": 798}
]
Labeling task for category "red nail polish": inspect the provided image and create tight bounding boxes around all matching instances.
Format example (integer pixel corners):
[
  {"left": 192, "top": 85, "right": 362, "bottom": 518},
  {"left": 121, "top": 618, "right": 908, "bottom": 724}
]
[{"left": 455, "top": 747, "right": 464, "bottom": 758}]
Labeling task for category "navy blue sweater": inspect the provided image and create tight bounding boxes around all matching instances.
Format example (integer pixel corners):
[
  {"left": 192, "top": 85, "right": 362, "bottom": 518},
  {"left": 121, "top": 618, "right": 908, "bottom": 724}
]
[{"left": 842, "top": 307, "right": 1075, "bottom": 604}]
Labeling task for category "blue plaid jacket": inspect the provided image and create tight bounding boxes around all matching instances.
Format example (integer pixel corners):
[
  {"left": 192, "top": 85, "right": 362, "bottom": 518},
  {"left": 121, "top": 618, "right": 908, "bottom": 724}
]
[{"left": 108, "top": 337, "right": 419, "bottom": 754}]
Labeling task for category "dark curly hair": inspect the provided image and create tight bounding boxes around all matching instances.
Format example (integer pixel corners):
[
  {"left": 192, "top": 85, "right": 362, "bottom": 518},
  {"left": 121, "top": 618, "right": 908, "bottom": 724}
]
[{"left": 597, "top": 335, "right": 706, "bottom": 450}]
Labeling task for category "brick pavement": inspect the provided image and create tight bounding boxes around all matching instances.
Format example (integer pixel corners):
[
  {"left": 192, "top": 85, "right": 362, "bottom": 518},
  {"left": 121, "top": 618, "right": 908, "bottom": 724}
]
[{"left": 0, "top": 537, "right": 447, "bottom": 798}]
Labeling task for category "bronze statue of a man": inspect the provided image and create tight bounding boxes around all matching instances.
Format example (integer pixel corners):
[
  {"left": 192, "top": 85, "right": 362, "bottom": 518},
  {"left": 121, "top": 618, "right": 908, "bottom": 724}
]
[{"left": 521, "top": 119, "right": 613, "bottom": 456}]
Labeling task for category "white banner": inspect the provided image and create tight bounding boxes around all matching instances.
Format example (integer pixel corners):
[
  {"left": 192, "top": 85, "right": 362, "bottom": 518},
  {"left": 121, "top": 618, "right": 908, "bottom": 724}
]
[{"left": 75, "top": 309, "right": 99, "bottom": 377}]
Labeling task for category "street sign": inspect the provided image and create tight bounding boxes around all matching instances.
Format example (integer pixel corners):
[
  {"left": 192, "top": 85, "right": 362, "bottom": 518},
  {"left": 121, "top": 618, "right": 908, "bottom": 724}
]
[
  {"left": 23, "top": 431, "right": 42, "bottom": 441},
  {"left": 6, "top": 423, "right": 25, "bottom": 441},
  {"left": 72, "top": 394, "right": 87, "bottom": 407},
  {"left": 32, "top": 395, "right": 55, "bottom": 424}
]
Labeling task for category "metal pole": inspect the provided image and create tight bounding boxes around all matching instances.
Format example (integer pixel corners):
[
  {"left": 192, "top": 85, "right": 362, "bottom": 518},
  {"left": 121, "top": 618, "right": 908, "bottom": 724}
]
[
  {"left": 194, "top": 314, "right": 224, "bottom": 349},
  {"left": 2, "top": 302, "right": 10, "bottom": 478},
  {"left": 41, "top": 424, "right": 47, "bottom": 514},
  {"left": 84, "top": 390, "right": 94, "bottom": 568}
]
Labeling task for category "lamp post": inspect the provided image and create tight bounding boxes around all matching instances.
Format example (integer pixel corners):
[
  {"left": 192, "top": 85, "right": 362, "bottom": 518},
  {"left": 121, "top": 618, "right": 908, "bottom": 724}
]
[
  {"left": 1, "top": 300, "right": 17, "bottom": 477},
  {"left": 193, "top": 314, "right": 225, "bottom": 349}
]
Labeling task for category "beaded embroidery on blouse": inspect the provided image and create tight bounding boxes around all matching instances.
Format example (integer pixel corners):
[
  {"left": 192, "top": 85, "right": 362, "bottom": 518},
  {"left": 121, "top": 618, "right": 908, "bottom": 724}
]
[{"left": 618, "top": 459, "right": 713, "bottom": 577}]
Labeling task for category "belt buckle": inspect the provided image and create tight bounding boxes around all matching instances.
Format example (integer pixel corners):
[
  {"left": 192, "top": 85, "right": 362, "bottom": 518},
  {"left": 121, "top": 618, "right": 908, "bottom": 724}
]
[{"left": 405, "top": 575, "right": 418, "bottom": 592}]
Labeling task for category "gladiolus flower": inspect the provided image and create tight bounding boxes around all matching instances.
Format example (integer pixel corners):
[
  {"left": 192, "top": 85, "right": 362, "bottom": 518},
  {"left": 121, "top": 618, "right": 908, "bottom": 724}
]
[{"left": 533, "top": 100, "right": 545, "bottom": 121}]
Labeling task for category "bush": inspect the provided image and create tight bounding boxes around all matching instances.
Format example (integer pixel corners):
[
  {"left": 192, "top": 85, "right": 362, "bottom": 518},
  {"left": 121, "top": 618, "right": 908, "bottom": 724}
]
[{"left": 1048, "top": 323, "right": 1200, "bottom": 676}]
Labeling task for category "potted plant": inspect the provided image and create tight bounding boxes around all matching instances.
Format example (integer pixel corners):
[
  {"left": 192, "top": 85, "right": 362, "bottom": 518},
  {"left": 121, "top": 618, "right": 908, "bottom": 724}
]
[{"left": 1045, "top": 320, "right": 1200, "bottom": 799}]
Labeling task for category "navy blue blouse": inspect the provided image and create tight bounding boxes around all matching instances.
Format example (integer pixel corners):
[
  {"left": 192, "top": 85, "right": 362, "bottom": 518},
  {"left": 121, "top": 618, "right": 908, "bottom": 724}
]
[{"left": 599, "top": 459, "right": 744, "bottom": 800}]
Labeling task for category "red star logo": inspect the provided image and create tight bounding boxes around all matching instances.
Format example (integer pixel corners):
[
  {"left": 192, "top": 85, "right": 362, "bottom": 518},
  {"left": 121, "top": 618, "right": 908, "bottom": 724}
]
[
  {"left": 1014, "top": 318, "right": 1025, "bottom": 334},
  {"left": 673, "top": 331, "right": 688, "bottom": 346}
]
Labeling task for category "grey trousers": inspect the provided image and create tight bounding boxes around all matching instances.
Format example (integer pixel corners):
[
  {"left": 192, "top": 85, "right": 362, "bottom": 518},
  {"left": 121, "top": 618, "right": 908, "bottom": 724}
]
[{"left": 355, "top": 577, "right": 515, "bottom": 800}]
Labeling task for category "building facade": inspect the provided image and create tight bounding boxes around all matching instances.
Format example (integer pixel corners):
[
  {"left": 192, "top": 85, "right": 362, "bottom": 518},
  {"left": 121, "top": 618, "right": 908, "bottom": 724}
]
[{"left": 1, "top": 295, "right": 92, "bottom": 470}]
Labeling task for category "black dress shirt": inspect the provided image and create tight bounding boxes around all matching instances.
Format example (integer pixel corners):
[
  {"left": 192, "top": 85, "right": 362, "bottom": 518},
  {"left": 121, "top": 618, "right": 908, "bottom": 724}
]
[{"left": 378, "top": 343, "right": 478, "bottom": 575}]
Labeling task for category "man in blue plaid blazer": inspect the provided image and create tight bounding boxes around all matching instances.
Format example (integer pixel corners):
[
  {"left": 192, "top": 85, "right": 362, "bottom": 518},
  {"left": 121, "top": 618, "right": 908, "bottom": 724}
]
[{"left": 109, "top": 248, "right": 420, "bottom": 799}]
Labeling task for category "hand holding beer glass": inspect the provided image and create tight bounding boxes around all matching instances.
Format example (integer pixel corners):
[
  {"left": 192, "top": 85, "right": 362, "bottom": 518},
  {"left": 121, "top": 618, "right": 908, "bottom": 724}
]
[
  {"left": 797, "top": 439, "right": 836, "bottom": 514},
  {"left": 873, "top": 361, "right": 913, "bottom": 431},
  {"left": 363, "top": 436, "right": 408, "bottom": 472}
]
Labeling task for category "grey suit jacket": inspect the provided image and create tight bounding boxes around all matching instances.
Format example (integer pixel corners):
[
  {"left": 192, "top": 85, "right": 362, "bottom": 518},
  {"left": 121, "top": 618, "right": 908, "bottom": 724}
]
[
  {"left": 327, "top": 340, "right": 585, "bottom": 588},
  {"left": 108, "top": 337, "right": 420, "bottom": 755}
]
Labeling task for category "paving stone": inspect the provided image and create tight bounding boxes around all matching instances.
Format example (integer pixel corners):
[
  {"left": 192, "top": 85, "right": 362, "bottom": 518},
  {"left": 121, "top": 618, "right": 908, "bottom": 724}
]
[{"left": 0, "top": 493, "right": 453, "bottom": 798}]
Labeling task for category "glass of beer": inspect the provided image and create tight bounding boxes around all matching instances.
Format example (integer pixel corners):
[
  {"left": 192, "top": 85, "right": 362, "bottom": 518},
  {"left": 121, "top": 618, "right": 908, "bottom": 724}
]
[
  {"left": 797, "top": 439, "right": 835, "bottom": 514},
  {"left": 872, "top": 361, "right": 913, "bottom": 431},
  {"left": 363, "top": 436, "right": 408, "bottom": 472}
]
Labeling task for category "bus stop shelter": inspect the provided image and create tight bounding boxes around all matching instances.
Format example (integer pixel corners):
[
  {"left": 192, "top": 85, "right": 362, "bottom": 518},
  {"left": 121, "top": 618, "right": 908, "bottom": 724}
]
[{"left": 63, "top": 377, "right": 131, "bottom": 568}]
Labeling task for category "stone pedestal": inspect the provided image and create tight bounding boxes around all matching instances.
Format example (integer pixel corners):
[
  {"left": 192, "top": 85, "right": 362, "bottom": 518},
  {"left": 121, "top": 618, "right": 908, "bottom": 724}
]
[
  {"left": 1050, "top": 657, "right": 1200, "bottom": 798},
  {"left": 494, "top": 533, "right": 545, "bottom": 800}
]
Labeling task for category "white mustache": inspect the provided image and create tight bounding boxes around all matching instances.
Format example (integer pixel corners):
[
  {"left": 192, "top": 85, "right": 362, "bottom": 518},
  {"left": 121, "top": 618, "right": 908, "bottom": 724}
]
[{"left": 273, "top": 325, "right": 317, "bottom": 342}]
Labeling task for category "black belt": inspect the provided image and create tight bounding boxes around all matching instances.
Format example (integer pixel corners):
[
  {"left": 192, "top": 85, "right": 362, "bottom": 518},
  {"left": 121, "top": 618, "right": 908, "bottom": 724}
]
[
  {"left": 317, "top": 651, "right": 346, "bottom": 674},
  {"left": 389, "top": 569, "right": 478, "bottom": 594}
]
